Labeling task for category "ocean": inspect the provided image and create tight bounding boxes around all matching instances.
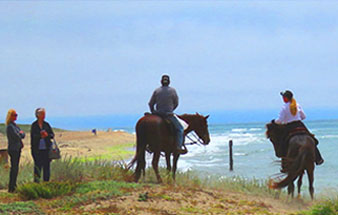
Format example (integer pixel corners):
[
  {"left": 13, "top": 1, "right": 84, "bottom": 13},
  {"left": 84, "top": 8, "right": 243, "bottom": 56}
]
[
  {"left": 119, "top": 120, "right": 338, "bottom": 196},
  {"left": 43, "top": 117, "right": 338, "bottom": 196}
]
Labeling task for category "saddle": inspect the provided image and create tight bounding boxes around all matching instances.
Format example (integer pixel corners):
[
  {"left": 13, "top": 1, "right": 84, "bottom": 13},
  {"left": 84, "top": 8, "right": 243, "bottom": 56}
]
[
  {"left": 144, "top": 112, "right": 176, "bottom": 135},
  {"left": 278, "top": 121, "right": 318, "bottom": 157},
  {"left": 144, "top": 112, "right": 177, "bottom": 154}
]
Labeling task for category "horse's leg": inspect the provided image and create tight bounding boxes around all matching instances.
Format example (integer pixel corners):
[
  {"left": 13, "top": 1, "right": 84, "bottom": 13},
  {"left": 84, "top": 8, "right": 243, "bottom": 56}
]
[
  {"left": 134, "top": 147, "right": 146, "bottom": 183},
  {"left": 172, "top": 153, "right": 180, "bottom": 181},
  {"left": 306, "top": 165, "right": 315, "bottom": 200},
  {"left": 287, "top": 181, "right": 295, "bottom": 198},
  {"left": 152, "top": 152, "right": 162, "bottom": 183},
  {"left": 297, "top": 171, "right": 304, "bottom": 198},
  {"left": 165, "top": 152, "right": 171, "bottom": 172}
]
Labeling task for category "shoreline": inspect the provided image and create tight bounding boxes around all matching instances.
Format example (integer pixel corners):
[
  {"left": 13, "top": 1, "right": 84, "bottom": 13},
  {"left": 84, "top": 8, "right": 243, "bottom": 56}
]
[{"left": 0, "top": 129, "right": 136, "bottom": 163}]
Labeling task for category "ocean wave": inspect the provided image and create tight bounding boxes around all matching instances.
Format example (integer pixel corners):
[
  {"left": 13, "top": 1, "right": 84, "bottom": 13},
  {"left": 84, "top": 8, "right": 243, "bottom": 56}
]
[
  {"left": 249, "top": 128, "right": 262, "bottom": 131},
  {"left": 210, "top": 134, "right": 266, "bottom": 146},
  {"left": 234, "top": 152, "right": 247, "bottom": 156},
  {"left": 319, "top": 135, "right": 338, "bottom": 139},
  {"left": 231, "top": 128, "right": 247, "bottom": 132},
  {"left": 113, "top": 129, "right": 126, "bottom": 132}
]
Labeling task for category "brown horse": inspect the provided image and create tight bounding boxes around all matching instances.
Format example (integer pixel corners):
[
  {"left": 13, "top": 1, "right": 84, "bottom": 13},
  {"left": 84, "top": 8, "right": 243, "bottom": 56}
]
[
  {"left": 128, "top": 113, "right": 210, "bottom": 183},
  {"left": 266, "top": 122, "right": 316, "bottom": 199}
]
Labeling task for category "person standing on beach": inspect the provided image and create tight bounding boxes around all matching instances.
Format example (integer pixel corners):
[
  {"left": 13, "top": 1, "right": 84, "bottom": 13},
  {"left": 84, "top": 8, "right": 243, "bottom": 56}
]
[
  {"left": 31, "top": 108, "right": 54, "bottom": 182},
  {"left": 149, "top": 75, "right": 187, "bottom": 154},
  {"left": 6, "top": 109, "right": 25, "bottom": 192},
  {"left": 275, "top": 90, "right": 324, "bottom": 171}
]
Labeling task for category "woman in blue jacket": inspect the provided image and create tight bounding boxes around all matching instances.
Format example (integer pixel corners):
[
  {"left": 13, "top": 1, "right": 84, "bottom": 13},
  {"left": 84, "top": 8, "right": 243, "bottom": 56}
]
[{"left": 6, "top": 109, "right": 25, "bottom": 192}]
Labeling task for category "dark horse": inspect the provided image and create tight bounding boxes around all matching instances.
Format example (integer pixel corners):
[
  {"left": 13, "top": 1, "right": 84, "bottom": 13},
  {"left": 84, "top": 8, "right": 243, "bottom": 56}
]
[
  {"left": 128, "top": 113, "right": 210, "bottom": 183},
  {"left": 266, "top": 122, "right": 316, "bottom": 199}
]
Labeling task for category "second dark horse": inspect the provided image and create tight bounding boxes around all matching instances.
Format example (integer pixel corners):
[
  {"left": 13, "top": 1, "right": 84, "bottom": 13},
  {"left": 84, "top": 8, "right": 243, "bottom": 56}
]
[
  {"left": 129, "top": 113, "right": 210, "bottom": 183},
  {"left": 266, "top": 121, "right": 316, "bottom": 199}
]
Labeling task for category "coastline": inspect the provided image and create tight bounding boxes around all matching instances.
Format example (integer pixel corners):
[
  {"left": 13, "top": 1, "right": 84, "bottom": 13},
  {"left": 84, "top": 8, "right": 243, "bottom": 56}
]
[{"left": 0, "top": 129, "right": 136, "bottom": 163}]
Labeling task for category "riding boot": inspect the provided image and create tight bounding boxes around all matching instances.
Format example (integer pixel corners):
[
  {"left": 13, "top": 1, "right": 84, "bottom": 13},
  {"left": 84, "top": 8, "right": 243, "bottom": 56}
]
[{"left": 315, "top": 146, "right": 324, "bottom": 165}]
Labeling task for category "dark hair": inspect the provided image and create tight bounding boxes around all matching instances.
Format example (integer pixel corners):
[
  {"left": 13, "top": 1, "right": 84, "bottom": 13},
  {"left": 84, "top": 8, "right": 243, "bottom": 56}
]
[
  {"left": 161, "top": 75, "right": 170, "bottom": 86},
  {"left": 280, "top": 90, "right": 293, "bottom": 100}
]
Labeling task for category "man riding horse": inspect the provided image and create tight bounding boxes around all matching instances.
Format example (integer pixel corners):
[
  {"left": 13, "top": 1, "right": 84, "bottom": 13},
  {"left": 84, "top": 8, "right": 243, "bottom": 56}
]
[
  {"left": 274, "top": 90, "right": 324, "bottom": 172},
  {"left": 148, "top": 75, "right": 187, "bottom": 154}
]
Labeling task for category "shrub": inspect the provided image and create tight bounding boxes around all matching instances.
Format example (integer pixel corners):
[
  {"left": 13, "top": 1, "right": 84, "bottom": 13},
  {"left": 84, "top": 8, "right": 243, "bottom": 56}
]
[
  {"left": 17, "top": 181, "right": 76, "bottom": 200},
  {"left": 0, "top": 201, "right": 43, "bottom": 214},
  {"left": 301, "top": 197, "right": 338, "bottom": 215}
]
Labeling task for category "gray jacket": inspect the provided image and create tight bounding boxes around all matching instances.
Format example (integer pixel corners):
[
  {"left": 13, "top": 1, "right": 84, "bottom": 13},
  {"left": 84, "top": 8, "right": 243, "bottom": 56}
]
[
  {"left": 6, "top": 122, "right": 25, "bottom": 151},
  {"left": 149, "top": 86, "right": 179, "bottom": 114}
]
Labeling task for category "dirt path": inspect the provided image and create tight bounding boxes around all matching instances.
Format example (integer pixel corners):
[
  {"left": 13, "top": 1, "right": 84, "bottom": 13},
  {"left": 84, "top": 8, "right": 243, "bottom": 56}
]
[{"left": 74, "top": 185, "right": 310, "bottom": 215}]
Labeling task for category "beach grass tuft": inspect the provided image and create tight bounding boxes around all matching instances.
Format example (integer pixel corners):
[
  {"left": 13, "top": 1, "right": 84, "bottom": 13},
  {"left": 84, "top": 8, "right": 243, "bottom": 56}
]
[
  {"left": 17, "top": 181, "right": 76, "bottom": 200},
  {"left": 299, "top": 196, "right": 338, "bottom": 215}
]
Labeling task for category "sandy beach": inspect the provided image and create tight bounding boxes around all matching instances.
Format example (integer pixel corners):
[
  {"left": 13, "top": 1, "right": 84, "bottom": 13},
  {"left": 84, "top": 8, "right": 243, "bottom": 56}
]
[{"left": 0, "top": 130, "right": 135, "bottom": 163}]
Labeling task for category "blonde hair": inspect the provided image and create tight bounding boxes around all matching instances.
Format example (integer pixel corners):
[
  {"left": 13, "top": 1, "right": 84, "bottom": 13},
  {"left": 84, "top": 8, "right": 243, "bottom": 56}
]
[
  {"left": 290, "top": 98, "right": 297, "bottom": 116},
  {"left": 5, "top": 109, "right": 16, "bottom": 125}
]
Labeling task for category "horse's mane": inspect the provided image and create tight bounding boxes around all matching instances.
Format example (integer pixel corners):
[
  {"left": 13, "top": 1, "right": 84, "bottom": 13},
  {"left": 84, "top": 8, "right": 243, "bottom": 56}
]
[
  {"left": 179, "top": 113, "right": 204, "bottom": 121},
  {"left": 266, "top": 122, "right": 286, "bottom": 141}
]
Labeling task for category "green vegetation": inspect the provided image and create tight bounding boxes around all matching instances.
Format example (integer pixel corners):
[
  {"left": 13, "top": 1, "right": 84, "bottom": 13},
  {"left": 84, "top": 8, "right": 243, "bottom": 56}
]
[
  {"left": 0, "top": 156, "right": 134, "bottom": 190},
  {"left": 0, "top": 156, "right": 336, "bottom": 214},
  {"left": 50, "top": 180, "right": 141, "bottom": 212},
  {"left": 0, "top": 201, "right": 44, "bottom": 215},
  {"left": 78, "top": 142, "right": 135, "bottom": 161},
  {"left": 205, "top": 175, "right": 283, "bottom": 197},
  {"left": 17, "top": 181, "right": 75, "bottom": 200},
  {"left": 0, "top": 123, "right": 65, "bottom": 134},
  {"left": 299, "top": 197, "right": 338, "bottom": 215}
]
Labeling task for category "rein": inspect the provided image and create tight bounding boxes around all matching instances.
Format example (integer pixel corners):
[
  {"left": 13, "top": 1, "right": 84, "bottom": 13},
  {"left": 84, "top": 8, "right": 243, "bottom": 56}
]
[{"left": 185, "top": 132, "right": 204, "bottom": 146}]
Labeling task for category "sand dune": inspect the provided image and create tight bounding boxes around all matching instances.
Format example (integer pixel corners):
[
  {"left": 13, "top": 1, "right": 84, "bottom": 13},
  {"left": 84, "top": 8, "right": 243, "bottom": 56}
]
[{"left": 0, "top": 130, "right": 135, "bottom": 163}]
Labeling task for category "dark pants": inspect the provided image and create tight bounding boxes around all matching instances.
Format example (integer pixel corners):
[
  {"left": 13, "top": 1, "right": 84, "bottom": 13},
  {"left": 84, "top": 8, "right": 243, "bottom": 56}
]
[
  {"left": 32, "top": 150, "right": 51, "bottom": 182},
  {"left": 8, "top": 150, "right": 21, "bottom": 192}
]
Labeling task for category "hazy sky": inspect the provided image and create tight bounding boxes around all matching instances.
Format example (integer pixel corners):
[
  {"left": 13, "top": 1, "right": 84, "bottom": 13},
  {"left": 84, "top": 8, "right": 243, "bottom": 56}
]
[{"left": 1, "top": 1, "right": 338, "bottom": 123}]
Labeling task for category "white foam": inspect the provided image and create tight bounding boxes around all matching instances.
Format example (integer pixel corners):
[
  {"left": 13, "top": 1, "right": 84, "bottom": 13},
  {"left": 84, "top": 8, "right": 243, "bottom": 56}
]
[
  {"left": 249, "top": 128, "right": 262, "bottom": 131},
  {"left": 234, "top": 152, "right": 247, "bottom": 156},
  {"left": 319, "top": 135, "right": 338, "bottom": 139},
  {"left": 113, "top": 129, "right": 126, "bottom": 132},
  {"left": 231, "top": 128, "right": 247, "bottom": 132}
]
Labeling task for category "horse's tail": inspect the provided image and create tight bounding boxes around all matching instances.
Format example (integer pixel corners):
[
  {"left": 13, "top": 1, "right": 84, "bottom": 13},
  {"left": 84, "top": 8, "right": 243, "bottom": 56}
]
[
  {"left": 270, "top": 145, "right": 313, "bottom": 189},
  {"left": 129, "top": 119, "right": 147, "bottom": 182}
]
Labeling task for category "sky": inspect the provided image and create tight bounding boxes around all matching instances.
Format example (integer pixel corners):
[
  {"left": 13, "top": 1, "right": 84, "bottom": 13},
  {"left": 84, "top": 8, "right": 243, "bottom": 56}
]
[{"left": 1, "top": 1, "right": 338, "bottom": 127}]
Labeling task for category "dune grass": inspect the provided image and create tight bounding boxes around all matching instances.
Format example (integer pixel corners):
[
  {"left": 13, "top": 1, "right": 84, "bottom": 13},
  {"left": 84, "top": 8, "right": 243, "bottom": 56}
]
[
  {"left": 77, "top": 142, "right": 135, "bottom": 162},
  {"left": 298, "top": 196, "right": 338, "bottom": 215},
  {"left": 0, "top": 156, "right": 336, "bottom": 214},
  {"left": 0, "top": 201, "right": 44, "bottom": 215}
]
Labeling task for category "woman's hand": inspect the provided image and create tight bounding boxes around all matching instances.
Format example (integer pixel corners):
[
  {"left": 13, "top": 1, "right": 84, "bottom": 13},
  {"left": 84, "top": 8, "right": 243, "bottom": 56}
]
[{"left": 41, "top": 130, "right": 48, "bottom": 138}]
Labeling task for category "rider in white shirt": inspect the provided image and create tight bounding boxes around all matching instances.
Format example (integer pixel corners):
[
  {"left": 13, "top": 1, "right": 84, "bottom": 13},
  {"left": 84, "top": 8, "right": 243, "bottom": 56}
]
[
  {"left": 275, "top": 90, "right": 324, "bottom": 170},
  {"left": 275, "top": 91, "right": 306, "bottom": 124}
]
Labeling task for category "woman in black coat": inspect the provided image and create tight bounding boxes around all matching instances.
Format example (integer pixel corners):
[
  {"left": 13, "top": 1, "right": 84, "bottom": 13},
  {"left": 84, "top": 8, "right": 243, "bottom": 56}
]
[
  {"left": 6, "top": 109, "right": 25, "bottom": 192},
  {"left": 31, "top": 108, "right": 54, "bottom": 182}
]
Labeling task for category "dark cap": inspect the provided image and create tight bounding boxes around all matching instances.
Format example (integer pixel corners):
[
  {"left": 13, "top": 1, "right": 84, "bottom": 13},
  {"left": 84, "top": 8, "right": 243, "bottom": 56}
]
[{"left": 280, "top": 90, "right": 293, "bottom": 100}]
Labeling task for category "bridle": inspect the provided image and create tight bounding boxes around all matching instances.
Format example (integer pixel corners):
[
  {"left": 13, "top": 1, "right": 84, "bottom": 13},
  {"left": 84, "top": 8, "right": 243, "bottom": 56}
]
[{"left": 185, "top": 131, "right": 204, "bottom": 146}]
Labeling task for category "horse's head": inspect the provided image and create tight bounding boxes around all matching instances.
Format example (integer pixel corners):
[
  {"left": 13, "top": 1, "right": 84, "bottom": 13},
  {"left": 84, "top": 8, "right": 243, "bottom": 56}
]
[
  {"left": 180, "top": 113, "right": 210, "bottom": 145},
  {"left": 266, "top": 120, "right": 286, "bottom": 156}
]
